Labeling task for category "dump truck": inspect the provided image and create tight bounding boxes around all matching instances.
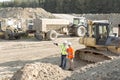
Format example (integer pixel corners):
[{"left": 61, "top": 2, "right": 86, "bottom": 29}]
[
  {"left": 75, "top": 20, "right": 120, "bottom": 62},
  {"left": 0, "top": 18, "right": 26, "bottom": 39},
  {"left": 0, "top": 17, "right": 88, "bottom": 40},
  {"left": 34, "top": 18, "right": 70, "bottom": 40},
  {"left": 34, "top": 17, "right": 88, "bottom": 41}
]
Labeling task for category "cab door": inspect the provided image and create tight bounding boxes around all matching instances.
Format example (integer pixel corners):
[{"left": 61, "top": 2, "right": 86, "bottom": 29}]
[{"left": 95, "top": 23, "right": 109, "bottom": 45}]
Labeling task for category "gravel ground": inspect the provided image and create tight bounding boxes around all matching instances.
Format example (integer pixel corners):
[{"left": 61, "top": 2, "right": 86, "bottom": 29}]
[
  {"left": 0, "top": 37, "right": 87, "bottom": 80},
  {"left": 0, "top": 37, "right": 120, "bottom": 80}
]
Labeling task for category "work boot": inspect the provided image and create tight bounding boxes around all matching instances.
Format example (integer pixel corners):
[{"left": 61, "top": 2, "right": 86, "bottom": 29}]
[
  {"left": 59, "top": 65, "right": 62, "bottom": 67},
  {"left": 68, "top": 68, "right": 74, "bottom": 71}
]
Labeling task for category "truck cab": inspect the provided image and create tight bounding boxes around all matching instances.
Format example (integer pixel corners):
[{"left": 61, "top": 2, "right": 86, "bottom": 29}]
[
  {"left": 69, "top": 17, "right": 88, "bottom": 37},
  {"left": 73, "top": 17, "right": 87, "bottom": 27}
]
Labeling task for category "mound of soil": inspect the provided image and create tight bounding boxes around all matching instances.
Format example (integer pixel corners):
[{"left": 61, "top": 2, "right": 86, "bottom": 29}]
[
  {"left": 0, "top": 7, "right": 55, "bottom": 19},
  {"left": 11, "top": 62, "right": 66, "bottom": 80},
  {"left": 66, "top": 57, "right": 120, "bottom": 80}
]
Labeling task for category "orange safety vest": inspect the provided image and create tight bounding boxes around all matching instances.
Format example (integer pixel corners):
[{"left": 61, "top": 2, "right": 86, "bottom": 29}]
[{"left": 67, "top": 46, "right": 74, "bottom": 59}]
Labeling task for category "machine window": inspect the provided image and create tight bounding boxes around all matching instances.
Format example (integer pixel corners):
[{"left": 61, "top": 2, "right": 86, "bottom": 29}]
[
  {"left": 73, "top": 18, "right": 79, "bottom": 25},
  {"left": 98, "top": 25, "right": 108, "bottom": 39}
]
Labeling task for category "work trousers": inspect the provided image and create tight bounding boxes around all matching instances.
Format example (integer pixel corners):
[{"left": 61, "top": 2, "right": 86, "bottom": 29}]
[{"left": 60, "top": 55, "right": 67, "bottom": 69}]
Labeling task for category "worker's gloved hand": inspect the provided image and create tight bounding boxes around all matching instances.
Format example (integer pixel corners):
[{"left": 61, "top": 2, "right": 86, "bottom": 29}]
[{"left": 54, "top": 43, "right": 58, "bottom": 46}]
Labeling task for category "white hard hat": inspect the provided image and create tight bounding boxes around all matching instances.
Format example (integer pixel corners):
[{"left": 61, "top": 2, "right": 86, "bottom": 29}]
[
  {"left": 68, "top": 42, "right": 72, "bottom": 46},
  {"left": 8, "top": 18, "right": 11, "bottom": 20}
]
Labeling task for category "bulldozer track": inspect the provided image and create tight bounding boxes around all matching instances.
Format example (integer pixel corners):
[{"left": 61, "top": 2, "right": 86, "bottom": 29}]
[{"left": 75, "top": 48, "right": 119, "bottom": 63}]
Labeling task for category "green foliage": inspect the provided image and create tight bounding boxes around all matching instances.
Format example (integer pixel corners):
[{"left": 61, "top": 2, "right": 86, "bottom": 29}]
[{"left": 0, "top": 0, "right": 120, "bottom": 13}]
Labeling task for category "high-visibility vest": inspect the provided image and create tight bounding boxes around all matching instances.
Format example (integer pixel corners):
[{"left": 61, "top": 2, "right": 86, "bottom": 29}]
[
  {"left": 60, "top": 44, "right": 67, "bottom": 55},
  {"left": 67, "top": 47, "right": 74, "bottom": 59}
]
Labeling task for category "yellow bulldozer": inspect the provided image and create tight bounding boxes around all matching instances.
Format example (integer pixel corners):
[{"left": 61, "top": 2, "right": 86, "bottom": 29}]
[{"left": 75, "top": 20, "right": 120, "bottom": 62}]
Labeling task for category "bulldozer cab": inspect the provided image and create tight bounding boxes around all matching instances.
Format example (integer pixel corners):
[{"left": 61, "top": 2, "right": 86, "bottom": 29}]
[{"left": 92, "top": 20, "right": 110, "bottom": 45}]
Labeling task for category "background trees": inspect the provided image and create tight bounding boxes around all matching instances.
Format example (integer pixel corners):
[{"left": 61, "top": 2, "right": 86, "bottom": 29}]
[{"left": 0, "top": 0, "right": 120, "bottom": 13}]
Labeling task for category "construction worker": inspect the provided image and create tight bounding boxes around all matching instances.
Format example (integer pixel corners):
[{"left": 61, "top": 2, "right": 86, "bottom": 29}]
[
  {"left": 54, "top": 41, "right": 68, "bottom": 69},
  {"left": 67, "top": 42, "right": 74, "bottom": 71}
]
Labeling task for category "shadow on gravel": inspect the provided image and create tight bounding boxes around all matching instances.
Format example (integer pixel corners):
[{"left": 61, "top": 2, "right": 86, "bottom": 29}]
[
  {"left": 0, "top": 35, "right": 78, "bottom": 42},
  {"left": 0, "top": 38, "right": 40, "bottom": 42},
  {"left": 0, "top": 55, "right": 62, "bottom": 72},
  {"left": 0, "top": 55, "right": 90, "bottom": 72}
]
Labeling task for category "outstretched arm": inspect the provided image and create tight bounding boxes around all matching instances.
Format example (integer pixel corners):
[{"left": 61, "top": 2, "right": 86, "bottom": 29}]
[{"left": 53, "top": 43, "right": 59, "bottom": 46}]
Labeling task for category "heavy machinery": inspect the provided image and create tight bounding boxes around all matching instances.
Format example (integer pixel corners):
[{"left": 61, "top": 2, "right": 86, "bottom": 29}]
[
  {"left": 0, "top": 17, "right": 88, "bottom": 41},
  {"left": 33, "top": 17, "right": 88, "bottom": 41},
  {"left": 68, "top": 17, "right": 87, "bottom": 37},
  {"left": 34, "top": 18, "right": 69, "bottom": 40},
  {"left": 75, "top": 20, "right": 120, "bottom": 62},
  {"left": 0, "top": 18, "right": 25, "bottom": 39}
]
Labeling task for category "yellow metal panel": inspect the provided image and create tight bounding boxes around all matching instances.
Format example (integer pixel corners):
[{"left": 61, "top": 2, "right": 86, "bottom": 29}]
[
  {"left": 117, "top": 48, "right": 120, "bottom": 54},
  {"left": 0, "top": 32, "right": 4, "bottom": 38},
  {"left": 79, "top": 37, "right": 84, "bottom": 44},
  {"left": 107, "top": 46, "right": 120, "bottom": 53},
  {"left": 84, "top": 37, "right": 96, "bottom": 47}
]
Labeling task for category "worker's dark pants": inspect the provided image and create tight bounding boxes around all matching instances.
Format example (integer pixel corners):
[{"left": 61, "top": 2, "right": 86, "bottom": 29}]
[{"left": 60, "top": 55, "right": 67, "bottom": 69}]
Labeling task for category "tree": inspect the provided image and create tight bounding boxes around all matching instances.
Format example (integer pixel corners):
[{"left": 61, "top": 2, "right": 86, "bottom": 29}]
[{"left": 0, "top": 0, "right": 120, "bottom": 13}]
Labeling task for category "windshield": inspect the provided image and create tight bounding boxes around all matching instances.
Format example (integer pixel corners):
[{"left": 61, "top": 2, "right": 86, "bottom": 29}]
[
  {"left": 99, "top": 25, "right": 107, "bottom": 35},
  {"left": 73, "top": 18, "right": 79, "bottom": 25},
  {"left": 93, "top": 24, "right": 109, "bottom": 39},
  {"left": 73, "top": 18, "right": 87, "bottom": 27}
]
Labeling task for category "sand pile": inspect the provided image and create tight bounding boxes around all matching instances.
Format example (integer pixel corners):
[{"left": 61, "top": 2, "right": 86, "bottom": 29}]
[
  {"left": 11, "top": 62, "right": 66, "bottom": 80},
  {"left": 66, "top": 57, "right": 120, "bottom": 80},
  {"left": 0, "top": 7, "right": 55, "bottom": 19}
]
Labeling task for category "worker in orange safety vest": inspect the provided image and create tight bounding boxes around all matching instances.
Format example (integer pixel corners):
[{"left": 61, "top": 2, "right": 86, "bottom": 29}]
[{"left": 67, "top": 42, "right": 74, "bottom": 71}]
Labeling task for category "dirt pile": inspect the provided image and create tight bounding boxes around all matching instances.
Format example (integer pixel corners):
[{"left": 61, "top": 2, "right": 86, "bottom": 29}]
[
  {"left": 66, "top": 57, "right": 120, "bottom": 80},
  {"left": 0, "top": 7, "right": 55, "bottom": 19},
  {"left": 11, "top": 62, "right": 66, "bottom": 80}
]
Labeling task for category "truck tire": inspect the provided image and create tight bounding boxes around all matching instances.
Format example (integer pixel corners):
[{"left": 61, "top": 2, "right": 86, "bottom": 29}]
[
  {"left": 34, "top": 33, "right": 43, "bottom": 41},
  {"left": 75, "top": 26, "right": 86, "bottom": 37},
  {"left": 46, "top": 30, "right": 57, "bottom": 40},
  {"left": 4, "top": 29, "right": 14, "bottom": 40}
]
